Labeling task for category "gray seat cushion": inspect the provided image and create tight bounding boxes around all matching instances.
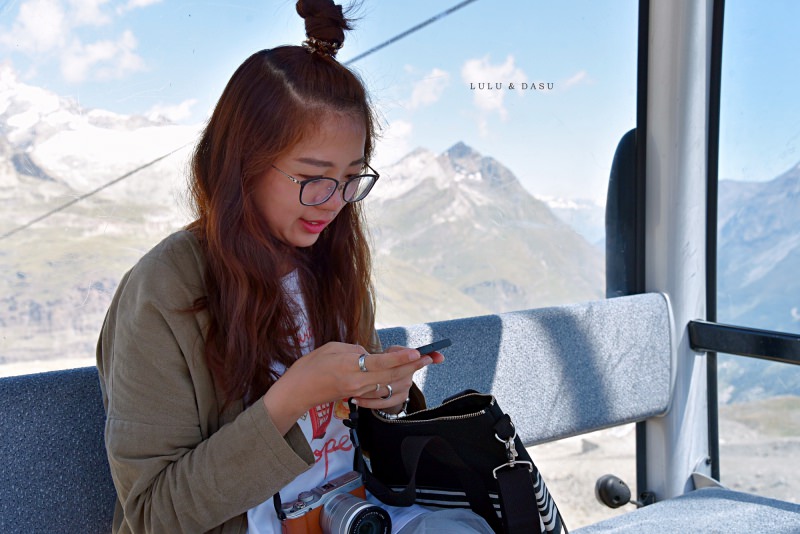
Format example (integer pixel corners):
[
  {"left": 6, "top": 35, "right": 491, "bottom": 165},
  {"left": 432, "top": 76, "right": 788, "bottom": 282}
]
[
  {"left": 574, "top": 487, "right": 800, "bottom": 533},
  {"left": 0, "top": 367, "right": 116, "bottom": 534}
]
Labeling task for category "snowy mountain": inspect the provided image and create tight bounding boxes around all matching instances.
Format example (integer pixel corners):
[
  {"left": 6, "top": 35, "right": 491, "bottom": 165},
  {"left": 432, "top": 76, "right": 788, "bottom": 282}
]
[
  {"left": 0, "top": 64, "right": 198, "bottom": 235},
  {"left": 1, "top": 66, "right": 196, "bottom": 180},
  {"left": 0, "top": 66, "right": 197, "bottom": 365},
  {"left": 366, "top": 142, "right": 604, "bottom": 326}
]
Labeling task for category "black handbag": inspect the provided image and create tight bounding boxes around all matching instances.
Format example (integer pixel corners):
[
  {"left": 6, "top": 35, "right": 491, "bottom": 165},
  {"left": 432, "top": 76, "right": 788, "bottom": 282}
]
[{"left": 346, "top": 390, "right": 567, "bottom": 534}]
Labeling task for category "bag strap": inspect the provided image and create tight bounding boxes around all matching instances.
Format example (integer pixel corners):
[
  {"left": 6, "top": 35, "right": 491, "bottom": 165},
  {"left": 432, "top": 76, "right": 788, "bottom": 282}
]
[
  {"left": 493, "top": 413, "right": 567, "bottom": 534},
  {"left": 496, "top": 464, "right": 543, "bottom": 534},
  {"left": 531, "top": 464, "right": 568, "bottom": 534}
]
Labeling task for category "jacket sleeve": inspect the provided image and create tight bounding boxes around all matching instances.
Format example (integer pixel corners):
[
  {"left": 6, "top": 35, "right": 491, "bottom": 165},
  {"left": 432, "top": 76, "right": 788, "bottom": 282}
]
[{"left": 98, "top": 248, "right": 314, "bottom": 533}]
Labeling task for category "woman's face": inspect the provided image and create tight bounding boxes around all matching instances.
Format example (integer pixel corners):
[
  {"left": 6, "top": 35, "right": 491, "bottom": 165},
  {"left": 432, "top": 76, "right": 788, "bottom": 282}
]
[{"left": 254, "top": 113, "right": 367, "bottom": 249}]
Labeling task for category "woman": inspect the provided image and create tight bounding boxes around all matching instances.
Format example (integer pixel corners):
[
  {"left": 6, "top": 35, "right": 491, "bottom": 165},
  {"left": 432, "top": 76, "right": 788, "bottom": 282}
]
[{"left": 97, "top": 1, "right": 492, "bottom": 532}]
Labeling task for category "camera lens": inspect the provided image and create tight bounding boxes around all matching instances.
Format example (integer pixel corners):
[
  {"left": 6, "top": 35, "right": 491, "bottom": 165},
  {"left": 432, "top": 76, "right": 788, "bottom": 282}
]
[{"left": 320, "top": 493, "right": 391, "bottom": 534}]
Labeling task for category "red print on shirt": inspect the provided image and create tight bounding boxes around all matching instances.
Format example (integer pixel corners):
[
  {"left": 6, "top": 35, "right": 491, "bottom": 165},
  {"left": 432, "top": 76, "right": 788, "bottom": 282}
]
[
  {"left": 297, "top": 326, "right": 313, "bottom": 349},
  {"left": 310, "top": 402, "right": 333, "bottom": 440},
  {"left": 313, "top": 435, "right": 353, "bottom": 478}
]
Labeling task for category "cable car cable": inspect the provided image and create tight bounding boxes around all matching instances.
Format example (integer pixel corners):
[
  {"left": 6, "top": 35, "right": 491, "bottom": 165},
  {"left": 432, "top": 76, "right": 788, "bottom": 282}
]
[
  {"left": 0, "top": 143, "right": 190, "bottom": 241},
  {"left": 344, "top": 0, "right": 479, "bottom": 65}
]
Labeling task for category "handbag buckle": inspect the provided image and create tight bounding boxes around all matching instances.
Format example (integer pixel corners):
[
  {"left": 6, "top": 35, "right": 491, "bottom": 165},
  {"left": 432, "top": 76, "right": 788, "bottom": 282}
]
[
  {"left": 494, "top": 425, "right": 531, "bottom": 478},
  {"left": 495, "top": 426, "right": 519, "bottom": 462},
  {"left": 493, "top": 460, "right": 533, "bottom": 479}
]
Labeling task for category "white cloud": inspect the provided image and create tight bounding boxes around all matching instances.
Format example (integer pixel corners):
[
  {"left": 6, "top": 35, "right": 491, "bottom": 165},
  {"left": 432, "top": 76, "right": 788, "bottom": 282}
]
[
  {"left": 461, "top": 55, "right": 526, "bottom": 135},
  {"left": 0, "top": 0, "right": 112, "bottom": 56},
  {"left": 1, "top": 0, "right": 153, "bottom": 83},
  {"left": 0, "top": 0, "right": 68, "bottom": 54},
  {"left": 67, "top": 0, "right": 112, "bottom": 26},
  {"left": 374, "top": 119, "right": 414, "bottom": 168},
  {"left": 564, "top": 70, "right": 590, "bottom": 88},
  {"left": 146, "top": 98, "right": 199, "bottom": 123},
  {"left": 407, "top": 68, "right": 450, "bottom": 110},
  {"left": 117, "top": 0, "right": 163, "bottom": 14},
  {"left": 60, "top": 30, "right": 145, "bottom": 83}
]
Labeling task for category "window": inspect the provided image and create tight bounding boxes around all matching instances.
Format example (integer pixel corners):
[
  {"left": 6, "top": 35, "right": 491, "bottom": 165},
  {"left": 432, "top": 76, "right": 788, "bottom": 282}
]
[{"left": 716, "top": 0, "right": 800, "bottom": 502}]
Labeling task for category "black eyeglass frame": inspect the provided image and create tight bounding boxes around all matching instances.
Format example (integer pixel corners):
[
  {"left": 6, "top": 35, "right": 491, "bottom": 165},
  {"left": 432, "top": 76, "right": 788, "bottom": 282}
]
[{"left": 271, "top": 164, "right": 380, "bottom": 207}]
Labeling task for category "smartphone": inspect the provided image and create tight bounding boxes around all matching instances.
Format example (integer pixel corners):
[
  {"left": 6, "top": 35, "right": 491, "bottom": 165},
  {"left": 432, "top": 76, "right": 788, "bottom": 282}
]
[{"left": 414, "top": 338, "right": 452, "bottom": 355}]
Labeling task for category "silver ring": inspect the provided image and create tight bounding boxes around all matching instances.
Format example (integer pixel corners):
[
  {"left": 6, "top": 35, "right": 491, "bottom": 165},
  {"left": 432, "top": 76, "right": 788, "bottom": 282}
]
[
  {"left": 375, "top": 383, "right": 381, "bottom": 392},
  {"left": 381, "top": 384, "right": 393, "bottom": 400},
  {"left": 358, "top": 353, "right": 368, "bottom": 373}
]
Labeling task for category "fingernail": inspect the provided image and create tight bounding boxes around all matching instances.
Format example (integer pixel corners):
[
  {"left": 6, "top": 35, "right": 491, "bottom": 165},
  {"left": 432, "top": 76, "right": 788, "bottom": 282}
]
[
  {"left": 409, "top": 350, "right": 421, "bottom": 361},
  {"left": 422, "top": 356, "right": 433, "bottom": 365}
]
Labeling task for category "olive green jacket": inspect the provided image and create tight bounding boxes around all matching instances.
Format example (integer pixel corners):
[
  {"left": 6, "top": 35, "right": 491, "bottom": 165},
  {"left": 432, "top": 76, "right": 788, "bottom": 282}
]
[{"left": 96, "top": 230, "right": 381, "bottom": 533}]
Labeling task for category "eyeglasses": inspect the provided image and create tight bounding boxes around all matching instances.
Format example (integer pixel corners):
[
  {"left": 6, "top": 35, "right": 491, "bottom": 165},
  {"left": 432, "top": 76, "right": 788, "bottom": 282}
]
[{"left": 271, "top": 164, "right": 380, "bottom": 207}]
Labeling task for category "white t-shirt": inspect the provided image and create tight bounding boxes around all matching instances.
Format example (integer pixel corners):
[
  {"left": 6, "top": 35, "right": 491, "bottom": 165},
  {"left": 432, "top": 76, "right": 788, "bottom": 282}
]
[{"left": 246, "top": 271, "right": 425, "bottom": 533}]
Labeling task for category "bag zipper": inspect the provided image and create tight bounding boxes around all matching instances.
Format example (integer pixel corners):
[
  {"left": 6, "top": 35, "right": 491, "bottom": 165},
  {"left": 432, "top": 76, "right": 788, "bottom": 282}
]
[{"left": 373, "top": 392, "right": 495, "bottom": 423}]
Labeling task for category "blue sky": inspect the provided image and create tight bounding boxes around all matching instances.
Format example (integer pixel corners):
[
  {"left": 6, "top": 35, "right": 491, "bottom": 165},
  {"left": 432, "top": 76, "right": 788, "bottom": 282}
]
[
  {"left": 718, "top": 1, "right": 800, "bottom": 183},
  {"left": 1, "top": 0, "right": 798, "bottom": 200}
]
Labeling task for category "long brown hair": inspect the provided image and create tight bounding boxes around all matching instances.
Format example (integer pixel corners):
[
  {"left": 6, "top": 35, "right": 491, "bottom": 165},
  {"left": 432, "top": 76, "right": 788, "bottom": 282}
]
[{"left": 187, "top": 0, "right": 378, "bottom": 404}]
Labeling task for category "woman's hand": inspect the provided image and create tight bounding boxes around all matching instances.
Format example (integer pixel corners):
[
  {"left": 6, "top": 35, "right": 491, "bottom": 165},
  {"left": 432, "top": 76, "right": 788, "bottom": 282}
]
[
  {"left": 352, "top": 345, "right": 445, "bottom": 414},
  {"left": 262, "top": 342, "right": 440, "bottom": 434}
]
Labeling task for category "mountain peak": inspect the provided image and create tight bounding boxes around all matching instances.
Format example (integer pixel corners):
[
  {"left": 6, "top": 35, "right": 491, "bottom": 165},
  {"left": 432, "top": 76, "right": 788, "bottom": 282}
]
[
  {"left": 444, "top": 141, "right": 481, "bottom": 162},
  {"left": 440, "top": 142, "right": 483, "bottom": 178},
  {"left": 437, "top": 141, "right": 521, "bottom": 190}
]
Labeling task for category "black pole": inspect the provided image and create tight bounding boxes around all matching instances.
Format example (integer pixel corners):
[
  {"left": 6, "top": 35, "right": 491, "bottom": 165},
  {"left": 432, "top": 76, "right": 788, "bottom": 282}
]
[
  {"left": 706, "top": 0, "right": 726, "bottom": 482},
  {"left": 635, "top": 0, "right": 650, "bottom": 504}
]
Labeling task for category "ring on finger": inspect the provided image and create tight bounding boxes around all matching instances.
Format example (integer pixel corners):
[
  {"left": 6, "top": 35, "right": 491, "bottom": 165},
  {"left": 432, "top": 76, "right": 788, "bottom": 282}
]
[
  {"left": 358, "top": 353, "right": 368, "bottom": 373},
  {"left": 381, "top": 384, "right": 393, "bottom": 400}
]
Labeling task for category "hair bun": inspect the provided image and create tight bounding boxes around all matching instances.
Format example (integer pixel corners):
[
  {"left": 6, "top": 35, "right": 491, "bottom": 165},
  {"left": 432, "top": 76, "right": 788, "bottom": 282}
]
[{"left": 296, "top": 0, "right": 352, "bottom": 49}]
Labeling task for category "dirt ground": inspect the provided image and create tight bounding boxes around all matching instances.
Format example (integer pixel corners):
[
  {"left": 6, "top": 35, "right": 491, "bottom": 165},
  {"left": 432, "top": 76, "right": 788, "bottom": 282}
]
[{"left": 529, "top": 426, "right": 638, "bottom": 529}]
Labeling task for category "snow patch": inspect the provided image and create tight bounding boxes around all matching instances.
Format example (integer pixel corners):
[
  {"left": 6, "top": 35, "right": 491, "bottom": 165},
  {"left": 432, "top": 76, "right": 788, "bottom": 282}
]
[{"left": 453, "top": 171, "right": 482, "bottom": 183}]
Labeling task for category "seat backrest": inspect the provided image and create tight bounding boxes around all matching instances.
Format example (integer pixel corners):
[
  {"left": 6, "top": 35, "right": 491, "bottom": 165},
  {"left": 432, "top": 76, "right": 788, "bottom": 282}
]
[
  {"left": 0, "top": 366, "right": 116, "bottom": 534},
  {"left": 0, "top": 292, "right": 673, "bottom": 532},
  {"left": 379, "top": 292, "right": 673, "bottom": 445}
]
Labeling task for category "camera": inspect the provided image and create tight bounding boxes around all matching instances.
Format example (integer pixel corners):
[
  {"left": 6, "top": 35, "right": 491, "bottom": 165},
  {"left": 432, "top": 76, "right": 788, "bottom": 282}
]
[{"left": 280, "top": 471, "right": 391, "bottom": 534}]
